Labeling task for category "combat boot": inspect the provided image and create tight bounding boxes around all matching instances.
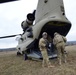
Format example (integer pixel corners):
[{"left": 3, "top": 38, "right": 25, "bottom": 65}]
[
  {"left": 62, "top": 54, "right": 67, "bottom": 63},
  {"left": 48, "top": 65, "right": 55, "bottom": 68}
]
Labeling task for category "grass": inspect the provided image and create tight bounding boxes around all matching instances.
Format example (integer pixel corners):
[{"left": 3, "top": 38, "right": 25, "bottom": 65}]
[{"left": 0, "top": 45, "right": 76, "bottom": 75}]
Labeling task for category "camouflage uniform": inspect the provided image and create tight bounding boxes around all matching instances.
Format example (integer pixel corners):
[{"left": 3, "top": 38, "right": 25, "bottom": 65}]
[
  {"left": 53, "top": 32, "right": 67, "bottom": 65},
  {"left": 39, "top": 38, "right": 50, "bottom": 67}
]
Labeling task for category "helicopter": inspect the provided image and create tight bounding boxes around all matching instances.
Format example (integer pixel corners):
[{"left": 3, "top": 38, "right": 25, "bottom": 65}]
[{"left": 0, "top": 0, "right": 71, "bottom": 60}]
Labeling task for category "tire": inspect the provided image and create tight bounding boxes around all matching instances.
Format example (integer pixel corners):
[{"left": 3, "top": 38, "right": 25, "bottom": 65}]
[
  {"left": 24, "top": 53, "right": 28, "bottom": 60},
  {"left": 17, "top": 52, "right": 21, "bottom": 56}
]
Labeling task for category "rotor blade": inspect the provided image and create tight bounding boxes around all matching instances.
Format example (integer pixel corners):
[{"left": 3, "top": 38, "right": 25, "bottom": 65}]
[
  {"left": 0, "top": 0, "right": 18, "bottom": 3},
  {"left": 0, "top": 34, "right": 21, "bottom": 39}
]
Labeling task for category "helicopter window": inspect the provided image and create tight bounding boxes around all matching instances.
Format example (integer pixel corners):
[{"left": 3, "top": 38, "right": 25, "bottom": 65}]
[
  {"left": 26, "top": 27, "right": 33, "bottom": 38},
  {"left": 20, "top": 38, "right": 24, "bottom": 41},
  {"left": 26, "top": 27, "right": 32, "bottom": 32},
  {"left": 27, "top": 32, "right": 33, "bottom": 38}
]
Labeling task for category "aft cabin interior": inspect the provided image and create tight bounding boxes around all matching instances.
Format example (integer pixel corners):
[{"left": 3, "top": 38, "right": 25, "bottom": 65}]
[{"left": 26, "top": 21, "right": 71, "bottom": 55}]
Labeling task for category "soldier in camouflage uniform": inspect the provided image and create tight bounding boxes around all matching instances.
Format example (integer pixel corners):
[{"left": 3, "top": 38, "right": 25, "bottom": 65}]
[
  {"left": 53, "top": 32, "right": 67, "bottom": 65},
  {"left": 39, "top": 32, "right": 54, "bottom": 68}
]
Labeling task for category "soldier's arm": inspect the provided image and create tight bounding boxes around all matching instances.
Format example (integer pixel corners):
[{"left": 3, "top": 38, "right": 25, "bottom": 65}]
[
  {"left": 39, "top": 39, "right": 46, "bottom": 47},
  {"left": 53, "top": 39, "right": 56, "bottom": 45},
  {"left": 62, "top": 36, "right": 67, "bottom": 43}
]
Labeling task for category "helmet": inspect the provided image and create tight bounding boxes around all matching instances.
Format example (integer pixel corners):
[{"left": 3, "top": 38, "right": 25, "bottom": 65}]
[
  {"left": 54, "top": 32, "right": 58, "bottom": 36},
  {"left": 42, "top": 32, "right": 47, "bottom": 36}
]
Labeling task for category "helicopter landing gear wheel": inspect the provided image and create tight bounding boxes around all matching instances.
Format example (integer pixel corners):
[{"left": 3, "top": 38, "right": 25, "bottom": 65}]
[
  {"left": 17, "top": 52, "right": 21, "bottom": 56},
  {"left": 24, "top": 53, "right": 28, "bottom": 60}
]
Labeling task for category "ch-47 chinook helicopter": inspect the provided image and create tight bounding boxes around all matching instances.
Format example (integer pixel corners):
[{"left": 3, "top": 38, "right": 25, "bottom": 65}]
[{"left": 0, "top": 0, "right": 71, "bottom": 60}]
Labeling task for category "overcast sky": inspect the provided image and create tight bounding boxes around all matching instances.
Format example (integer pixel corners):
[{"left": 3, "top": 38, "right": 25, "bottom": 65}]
[{"left": 0, "top": 0, "right": 76, "bottom": 48}]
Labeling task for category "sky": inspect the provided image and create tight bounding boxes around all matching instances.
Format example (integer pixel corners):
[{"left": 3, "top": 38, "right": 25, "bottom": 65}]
[{"left": 0, "top": 0, "right": 76, "bottom": 48}]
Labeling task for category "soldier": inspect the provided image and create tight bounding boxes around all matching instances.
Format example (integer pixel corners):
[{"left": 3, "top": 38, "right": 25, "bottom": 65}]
[
  {"left": 39, "top": 32, "right": 54, "bottom": 68},
  {"left": 53, "top": 32, "right": 67, "bottom": 65}
]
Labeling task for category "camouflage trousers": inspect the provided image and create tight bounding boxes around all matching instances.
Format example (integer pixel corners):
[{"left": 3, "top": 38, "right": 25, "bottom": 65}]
[
  {"left": 41, "top": 49, "right": 50, "bottom": 67},
  {"left": 56, "top": 42, "right": 66, "bottom": 65}
]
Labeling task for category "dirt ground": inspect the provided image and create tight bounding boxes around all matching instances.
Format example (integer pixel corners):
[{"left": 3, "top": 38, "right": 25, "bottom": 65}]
[
  {"left": 0, "top": 51, "right": 16, "bottom": 56},
  {"left": 0, "top": 45, "right": 76, "bottom": 75}
]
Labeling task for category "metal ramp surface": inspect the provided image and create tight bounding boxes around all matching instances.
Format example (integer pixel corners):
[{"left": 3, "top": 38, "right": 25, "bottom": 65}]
[{"left": 27, "top": 49, "right": 57, "bottom": 59}]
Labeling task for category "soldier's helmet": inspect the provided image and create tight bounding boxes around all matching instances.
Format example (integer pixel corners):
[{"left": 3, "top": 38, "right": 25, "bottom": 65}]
[{"left": 42, "top": 32, "right": 47, "bottom": 36}]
